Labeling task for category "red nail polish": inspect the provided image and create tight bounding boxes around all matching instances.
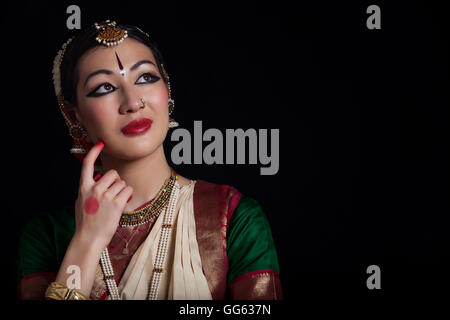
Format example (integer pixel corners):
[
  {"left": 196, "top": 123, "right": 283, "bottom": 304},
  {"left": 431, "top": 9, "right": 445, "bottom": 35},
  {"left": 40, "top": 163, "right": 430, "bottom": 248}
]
[
  {"left": 94, "top": 173, "right": 102, "bottom": 181},
  {"left": 97, "top": 141, "right": 105, "bottom": 148},
  {"left": 127, "top": 195, "right": 133, "bottom": 203}
]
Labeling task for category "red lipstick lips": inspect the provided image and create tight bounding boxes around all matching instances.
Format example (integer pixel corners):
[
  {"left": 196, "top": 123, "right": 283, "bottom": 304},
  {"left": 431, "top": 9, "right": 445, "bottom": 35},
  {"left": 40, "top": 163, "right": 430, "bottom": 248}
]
[{"left": 121, "top": 118, "right": 152, "bottom": 135}]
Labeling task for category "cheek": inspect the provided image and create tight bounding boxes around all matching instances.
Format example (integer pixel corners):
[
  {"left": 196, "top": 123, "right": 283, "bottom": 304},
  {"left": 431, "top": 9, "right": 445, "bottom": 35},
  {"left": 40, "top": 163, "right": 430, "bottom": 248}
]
[
  {"left": 90, "top": 107, "right": 111, "bottom": 122},
  {"left": 148, "top": 85, "right": 169, "bottom": 112},
  {"left": 82, "top": 105, "right": 114, "bottom": 130}
]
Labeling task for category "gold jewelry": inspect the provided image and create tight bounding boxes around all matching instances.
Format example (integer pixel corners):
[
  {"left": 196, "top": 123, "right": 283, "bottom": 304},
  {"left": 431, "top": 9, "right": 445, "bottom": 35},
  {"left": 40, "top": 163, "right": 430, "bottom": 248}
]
[
  {"left": 160, "top": 64, "right": 174, "bottom": 114},
  {"left": 168, "top": 117, "right": 179, "bottom": 128},
  {"left": 115, "top": 226, "right": 140, "bottom": 255},
  {"left": 45, "top": 282, "right": 90, "bottom": 300},
  {"left": 119, "top": 168, "right": 177, "bottom": 227},
  {"left": 120, "top": 176, "right": 174, "bottom": 226},
  {"left": 94, "top": 20, "right": 128, "bottom": 47},
  {"left": 160, "top": 64, "right": 179, "bottom": 129}
]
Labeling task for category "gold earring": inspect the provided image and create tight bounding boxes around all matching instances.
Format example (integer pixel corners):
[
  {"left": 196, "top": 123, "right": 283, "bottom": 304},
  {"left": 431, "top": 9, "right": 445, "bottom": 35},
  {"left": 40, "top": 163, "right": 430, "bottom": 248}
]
[
  {"left": 168, "top": 118, "right": 179, "bottom": 128},
  {"left": 69, "top": 124, "right": 88, "bottom": 154},
  {"left": 161, "top": 64, "right": 179, "bottom": 129},
  {"left": 168, "top": 98, "right": 178, "bottom": 128}
]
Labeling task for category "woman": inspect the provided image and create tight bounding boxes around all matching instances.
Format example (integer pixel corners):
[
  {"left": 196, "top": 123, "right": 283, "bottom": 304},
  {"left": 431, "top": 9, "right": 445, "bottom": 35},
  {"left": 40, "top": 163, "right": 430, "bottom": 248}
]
[{"left": 16, "top": 20, "right": 282, "bottom": 300}]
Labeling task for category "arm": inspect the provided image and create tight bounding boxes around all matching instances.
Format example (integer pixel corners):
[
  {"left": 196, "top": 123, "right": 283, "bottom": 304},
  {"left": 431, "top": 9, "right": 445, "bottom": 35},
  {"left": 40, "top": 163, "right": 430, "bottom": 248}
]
[
  {"left": 18, "top": 141, "right": 133, "bottom": 299},
  {"left": 47, "top": 141, "right": 132, "bottom": 299},
  {"left": 53, "top": 232, "right": 105, "bottom": 297}
]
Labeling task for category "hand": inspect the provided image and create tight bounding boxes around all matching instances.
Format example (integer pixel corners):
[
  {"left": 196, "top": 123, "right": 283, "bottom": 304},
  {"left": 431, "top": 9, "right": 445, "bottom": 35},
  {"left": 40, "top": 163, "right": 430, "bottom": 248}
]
[{"left": 74, "top": 141, "right": 133, "bottom": 249}]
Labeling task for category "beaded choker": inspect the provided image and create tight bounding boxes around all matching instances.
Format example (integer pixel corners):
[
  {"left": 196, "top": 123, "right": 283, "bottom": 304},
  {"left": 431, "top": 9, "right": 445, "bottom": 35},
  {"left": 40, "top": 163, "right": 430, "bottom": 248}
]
[{"left": 119, "top": 171, "right": 176, "bottom": 227}]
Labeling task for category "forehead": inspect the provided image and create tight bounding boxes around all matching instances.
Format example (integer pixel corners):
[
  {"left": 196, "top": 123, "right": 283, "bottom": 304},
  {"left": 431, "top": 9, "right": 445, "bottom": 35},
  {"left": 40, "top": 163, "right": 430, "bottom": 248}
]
[{"left": 77, "top": 37, "right": 156, "bottom": 74}]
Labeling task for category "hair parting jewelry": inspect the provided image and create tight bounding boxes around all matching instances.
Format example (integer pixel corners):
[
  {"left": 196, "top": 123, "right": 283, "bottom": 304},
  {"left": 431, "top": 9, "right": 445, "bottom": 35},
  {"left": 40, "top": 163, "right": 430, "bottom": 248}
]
[{"left": 94, "top": 20, "right": 128, "bottom": 47}]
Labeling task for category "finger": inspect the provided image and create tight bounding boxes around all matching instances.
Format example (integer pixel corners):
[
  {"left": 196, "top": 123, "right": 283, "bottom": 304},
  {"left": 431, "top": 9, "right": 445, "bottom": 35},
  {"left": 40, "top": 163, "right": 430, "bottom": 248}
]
[
  {"left": 95, "top": 169, "right": 120, "bottom": 191},
  {"left": 80, "top": 141, "right": 104, "bottom": 186},
  {"left": 115, "top": 185, "right": 133, "bottom": 204},
  {"left": 104, "top": 179, "right": 127, "bottom": 199}
]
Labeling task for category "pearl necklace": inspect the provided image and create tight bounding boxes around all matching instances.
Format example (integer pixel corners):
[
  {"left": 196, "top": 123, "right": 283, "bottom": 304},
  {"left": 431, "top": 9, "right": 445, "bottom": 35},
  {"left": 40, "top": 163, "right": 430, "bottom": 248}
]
[{"left": 100, "top": 178, "right": 180, "bottom": 300}]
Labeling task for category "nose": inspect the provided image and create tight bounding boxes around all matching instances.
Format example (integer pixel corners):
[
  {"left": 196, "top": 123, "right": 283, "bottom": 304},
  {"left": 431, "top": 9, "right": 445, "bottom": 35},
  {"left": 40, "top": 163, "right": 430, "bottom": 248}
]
[{"left": 118, "top": 84, "right": 145, "bottom": 114}]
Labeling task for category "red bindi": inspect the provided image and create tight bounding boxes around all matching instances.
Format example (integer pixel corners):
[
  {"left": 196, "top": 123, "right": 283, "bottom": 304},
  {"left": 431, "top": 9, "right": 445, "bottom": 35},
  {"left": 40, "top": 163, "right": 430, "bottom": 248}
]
[
  {"left": 115, "top": 51, "right": 125, "bottom": 76},
  {"left": 84, "top": 196, "right": 100, "bottom": 215}
]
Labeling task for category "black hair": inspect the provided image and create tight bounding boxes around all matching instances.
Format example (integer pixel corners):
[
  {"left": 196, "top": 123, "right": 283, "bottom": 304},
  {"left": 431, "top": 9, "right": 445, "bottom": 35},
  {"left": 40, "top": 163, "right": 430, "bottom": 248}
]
[{"left": 59, "top": 21, "right": 167, "bottom": 107}]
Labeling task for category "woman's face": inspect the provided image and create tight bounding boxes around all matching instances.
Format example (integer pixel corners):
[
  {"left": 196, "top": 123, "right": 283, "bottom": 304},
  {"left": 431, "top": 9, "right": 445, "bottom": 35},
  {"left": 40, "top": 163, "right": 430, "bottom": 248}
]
[{"left": 73, "top": 37, "right": 169, "bottom": 161}]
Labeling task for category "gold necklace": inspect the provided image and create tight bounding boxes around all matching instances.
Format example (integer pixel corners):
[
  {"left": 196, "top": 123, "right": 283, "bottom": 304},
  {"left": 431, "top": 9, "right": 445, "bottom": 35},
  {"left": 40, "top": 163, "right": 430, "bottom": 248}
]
[
  {"left": 115, "top": 226, "right": 140, "bottom": 255},
  {"left": 119, "top": 170, "right": 177, "bottom": 227}
]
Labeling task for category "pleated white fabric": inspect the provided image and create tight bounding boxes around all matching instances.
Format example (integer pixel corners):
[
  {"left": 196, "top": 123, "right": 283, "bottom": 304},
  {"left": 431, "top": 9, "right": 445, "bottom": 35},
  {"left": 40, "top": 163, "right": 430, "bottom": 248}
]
[{"left": 114, "top": 180, "right": 212, "bottom": 300}]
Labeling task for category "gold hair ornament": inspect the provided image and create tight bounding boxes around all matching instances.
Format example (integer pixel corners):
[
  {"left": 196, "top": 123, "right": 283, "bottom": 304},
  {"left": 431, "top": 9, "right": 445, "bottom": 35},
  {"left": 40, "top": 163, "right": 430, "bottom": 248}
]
[{"left": 94, "top": 20, "right": 128, "bottom": 47}]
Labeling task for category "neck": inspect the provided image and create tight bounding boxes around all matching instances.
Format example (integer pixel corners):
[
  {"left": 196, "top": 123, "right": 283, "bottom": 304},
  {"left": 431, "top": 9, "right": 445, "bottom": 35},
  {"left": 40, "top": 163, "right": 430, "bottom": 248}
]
[{"left": 99, "top": 144, "right": 172, "bottom": 212}]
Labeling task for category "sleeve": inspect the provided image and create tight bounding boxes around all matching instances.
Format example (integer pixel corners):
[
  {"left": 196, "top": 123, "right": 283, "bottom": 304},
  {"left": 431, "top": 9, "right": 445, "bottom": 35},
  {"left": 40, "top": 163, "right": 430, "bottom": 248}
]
[
  {"left": 16, "top": 209, "right": 74, "bottom": 299},
  {"left": 16, "top": 215, "right": 58, "bottom": 299},
  {"left": 226, "top": 195, "right": 283, "bottom": 299},
  {"left": 17, "top": 215, "right": 58, "bottom": 281}
]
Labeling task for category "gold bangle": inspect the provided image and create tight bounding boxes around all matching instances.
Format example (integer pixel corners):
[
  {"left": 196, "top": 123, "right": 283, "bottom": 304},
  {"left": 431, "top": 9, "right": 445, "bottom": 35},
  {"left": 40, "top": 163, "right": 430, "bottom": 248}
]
[{"left": 45, "top": 282, "right": 90, "bottom": 300}]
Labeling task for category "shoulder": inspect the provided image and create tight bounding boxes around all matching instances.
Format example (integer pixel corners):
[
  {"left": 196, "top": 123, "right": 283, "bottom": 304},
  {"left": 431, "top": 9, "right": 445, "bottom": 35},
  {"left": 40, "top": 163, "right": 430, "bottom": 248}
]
[
  {"left": 20, "top": 207, "right": 75, "bottom": 239},
  {"left": 192, "top": 179, "right": 270, "bottom": 234},
  {"left": 175, "top": 175, "right": 192, "bottom": 188},
  {"left": 19, "top": 207, "right": 74, "bottom": 238},
  {"left": 193, "top": 179, "right": 242, "bottom": 221},
  {"left": 192, "top": 179, "right": 269, "bottom": 221},
  {"left": 227, "top": 195, "right": 271, "bottom": 238},
  {"left": 193, "top": 179, "right": 242, "bottom": 204}
]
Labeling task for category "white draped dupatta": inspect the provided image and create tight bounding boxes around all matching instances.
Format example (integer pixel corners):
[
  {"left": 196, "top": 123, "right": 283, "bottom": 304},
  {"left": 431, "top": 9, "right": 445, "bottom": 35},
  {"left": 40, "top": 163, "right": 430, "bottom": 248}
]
[{"left": 113, "top": 181, "right": 212, "bottom": 300}]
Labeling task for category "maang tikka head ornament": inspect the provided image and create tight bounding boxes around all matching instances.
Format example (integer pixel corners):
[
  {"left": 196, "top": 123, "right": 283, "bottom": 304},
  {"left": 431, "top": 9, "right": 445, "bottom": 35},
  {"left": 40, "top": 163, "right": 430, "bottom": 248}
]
[
  {"left": 52, "top": 20, "right": 178, "bottom": 171},
  {"left": 94, "top": 20, "right": 128, "bottom": 46}
]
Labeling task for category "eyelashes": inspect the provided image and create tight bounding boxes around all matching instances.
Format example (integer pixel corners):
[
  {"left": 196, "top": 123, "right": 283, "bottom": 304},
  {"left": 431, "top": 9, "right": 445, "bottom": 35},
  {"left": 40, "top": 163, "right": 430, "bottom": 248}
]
[{"left": 86, "top": 73, "right": 161, "bottom": 97}]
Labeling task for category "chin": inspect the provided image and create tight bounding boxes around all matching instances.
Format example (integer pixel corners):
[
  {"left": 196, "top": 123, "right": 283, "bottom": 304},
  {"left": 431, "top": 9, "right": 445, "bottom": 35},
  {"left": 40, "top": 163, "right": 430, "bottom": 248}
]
[{"left": 127, "top": 139, "right": 163, "bottom": 158}]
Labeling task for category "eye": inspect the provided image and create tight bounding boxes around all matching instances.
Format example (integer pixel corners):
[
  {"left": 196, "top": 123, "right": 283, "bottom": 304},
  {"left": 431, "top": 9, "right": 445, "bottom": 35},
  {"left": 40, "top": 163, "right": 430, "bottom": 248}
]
[
  {"left": 136, "top": 73, "right": 160, "bottom": 84},
  {"left": 87, "top": 83, "right": 116, "bottom": 97}
]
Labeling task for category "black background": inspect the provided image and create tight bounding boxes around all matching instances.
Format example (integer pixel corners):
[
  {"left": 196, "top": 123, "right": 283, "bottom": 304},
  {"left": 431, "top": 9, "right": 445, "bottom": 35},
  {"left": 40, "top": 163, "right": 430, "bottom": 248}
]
[{"left": 1, "top": 0, "right": 449, "bottom": 307}]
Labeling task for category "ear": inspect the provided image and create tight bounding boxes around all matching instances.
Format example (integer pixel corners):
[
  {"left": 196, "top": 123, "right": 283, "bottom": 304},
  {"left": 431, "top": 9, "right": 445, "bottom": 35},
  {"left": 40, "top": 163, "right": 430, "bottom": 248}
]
[
  {"left": 64, "top": 100, "right": 83, "bottom": 125},
  {"left": 73, "top": 108, "right": 83, "bottom": 125}
]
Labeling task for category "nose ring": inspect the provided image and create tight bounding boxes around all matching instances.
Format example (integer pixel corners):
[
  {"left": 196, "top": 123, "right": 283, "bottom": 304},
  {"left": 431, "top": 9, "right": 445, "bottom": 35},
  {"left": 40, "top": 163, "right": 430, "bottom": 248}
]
[{"left": 140, "top": 98, "right": 145, "bottom": 107}]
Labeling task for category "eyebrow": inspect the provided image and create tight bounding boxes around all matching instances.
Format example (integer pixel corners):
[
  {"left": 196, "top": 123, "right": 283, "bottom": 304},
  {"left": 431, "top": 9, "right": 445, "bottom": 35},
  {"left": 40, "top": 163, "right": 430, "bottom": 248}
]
[{"left": 83, "top": 59, "right": 156, "bottom": 88}]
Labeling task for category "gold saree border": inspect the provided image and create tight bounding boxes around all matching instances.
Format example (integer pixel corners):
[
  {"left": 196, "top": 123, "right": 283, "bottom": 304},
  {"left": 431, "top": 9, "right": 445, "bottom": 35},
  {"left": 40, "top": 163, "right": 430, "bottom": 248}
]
[
  {"left": 193, "top": 179, "right": 242, "bottom": 300},
  {"left": 228, "top": 269, "right": 283, "bottom": 300}
]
